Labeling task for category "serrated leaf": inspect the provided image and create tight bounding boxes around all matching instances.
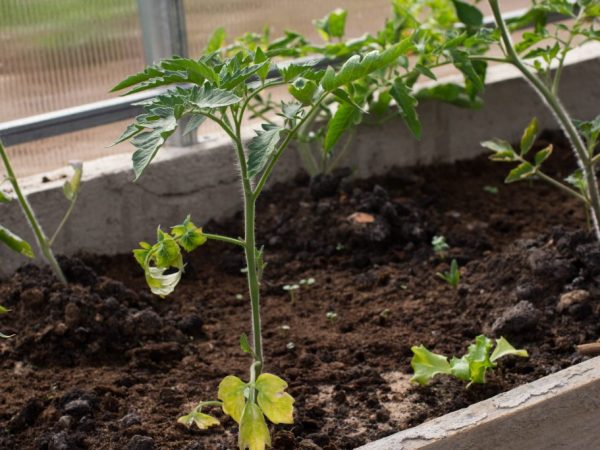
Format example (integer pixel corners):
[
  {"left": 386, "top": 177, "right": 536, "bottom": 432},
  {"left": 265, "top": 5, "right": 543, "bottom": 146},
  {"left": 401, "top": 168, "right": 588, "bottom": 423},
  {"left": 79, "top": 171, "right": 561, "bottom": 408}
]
[
  {"left": 324, "top": 103, "right": 361, "bottom": 152},
  {"left": 280, "top": 102, "right": 304, "bottom": 120},
  {"left": 314, "top": 8, "right": 347, "bottom": 40},
  {"left": 188, "top": 85, "right": 242, "bottom": 109},
  {"left": 239, "top": 403, "right": 270, "bottom": 450},
  {"left": 254, "top": 47, "right": 270, "bottom": 81},
  {"left": 162, "top": 57, "right": 220, "bottom": 86},
  {"left": 130, "top": 129, "right": 175, "bottom": 181},
  {"left": 490, "top": 337, "right": 529, "bottom": 363},
  {"left": 218, "top": 375, "right": 247, "bottom": 424},
  {"left": 506, "top": 161, "right": 536, "bottom": 183},
  {"left": 410, "top": 345, "right": 452, "bottom": 384},
  {"left": 247, "top": 124, "right": 284, "bottom": 178},
  {"left": 280, "top": 63, "right": 313, "bottom": 82},
  {"left": 154, "top": 229, "right": 182, "bottom": 267},
  {"left": 520, "top": 117, "right": 538, "bottom": 155},
  {"left": 416, "top": 83, "right": 482, "bottom": 109},
  {"left": 177, "top": 411, "right": 220, "bottom": 430},
  {"left": 171, "top": 215, "right": 207, "bottom": 252},
  {"left": 534, "top": 144, "right": 553, "bottom": 166},
  {"left": 415, "top": 64, "right": 437, "bottom": 80},
  {"left": 288, "top": 77, "right": 318, "bottom": 105},
  {"left": 255, "top": 373, "right": 294, "bottom": 424},
  {"left": 451, "top": 0, "right": 483, "bottom": 27},
  {"left": 481, "top": 139, "right": 514, "bottom": 153},
  {"left": 221, "top": 61, "right": 270, "bottom": 90},
  {"left": 111, "top": 124, "right": 143, "bottom": 147},
  {"left": 390, "top": 78, "right": 421, "bottom": 139},
  {"left": 0, "top": 225, "right": 34, "bottom": 258}
]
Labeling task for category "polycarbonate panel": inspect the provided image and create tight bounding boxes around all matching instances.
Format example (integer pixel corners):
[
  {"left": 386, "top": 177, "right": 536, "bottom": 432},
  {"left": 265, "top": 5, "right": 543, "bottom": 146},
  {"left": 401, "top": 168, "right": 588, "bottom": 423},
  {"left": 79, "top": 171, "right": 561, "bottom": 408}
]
[
  {"left": 184, "top": 0, "right": 390, "bottom": 57},
  {"left": 0, "top": 0, "right": 144, "bottom": 122}
]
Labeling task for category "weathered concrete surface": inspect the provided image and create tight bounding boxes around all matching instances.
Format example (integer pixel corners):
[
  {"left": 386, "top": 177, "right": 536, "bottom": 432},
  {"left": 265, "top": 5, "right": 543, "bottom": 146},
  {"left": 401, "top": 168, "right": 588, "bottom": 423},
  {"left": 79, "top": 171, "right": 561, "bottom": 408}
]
[
  {"left": 358, "top": 356, "right": 600, "bottom": 450},
  {"left": 0, "top": 43, "right": 599, "bottom": 275}
]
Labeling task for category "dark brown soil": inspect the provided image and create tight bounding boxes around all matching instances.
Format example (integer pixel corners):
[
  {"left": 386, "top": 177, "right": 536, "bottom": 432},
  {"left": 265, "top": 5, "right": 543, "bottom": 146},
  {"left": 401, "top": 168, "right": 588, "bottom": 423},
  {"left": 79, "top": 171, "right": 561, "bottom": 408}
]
[{"left": 2, "top": 131, "right": 600, "bottom": 450}]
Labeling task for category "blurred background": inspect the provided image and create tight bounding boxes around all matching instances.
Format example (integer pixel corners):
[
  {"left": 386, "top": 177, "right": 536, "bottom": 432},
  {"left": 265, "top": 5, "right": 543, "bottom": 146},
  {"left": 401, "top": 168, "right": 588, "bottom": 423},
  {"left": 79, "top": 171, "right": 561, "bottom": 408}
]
[{"left": 0, "top": 0, "right": 527, "bottom": 177}]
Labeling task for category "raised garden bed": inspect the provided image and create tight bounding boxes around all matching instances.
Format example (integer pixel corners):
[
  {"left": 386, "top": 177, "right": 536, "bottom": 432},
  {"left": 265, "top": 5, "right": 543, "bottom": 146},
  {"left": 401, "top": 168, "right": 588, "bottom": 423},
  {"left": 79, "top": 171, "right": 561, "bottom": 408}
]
[{"left": 3, "top": 132, "right": 600, "bottom": 449}]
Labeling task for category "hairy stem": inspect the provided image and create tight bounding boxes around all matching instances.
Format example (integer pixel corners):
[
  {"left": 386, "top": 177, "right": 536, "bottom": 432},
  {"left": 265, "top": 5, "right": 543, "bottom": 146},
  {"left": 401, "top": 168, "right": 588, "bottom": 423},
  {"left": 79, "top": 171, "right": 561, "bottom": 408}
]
[
  {"left": 489, "top": 0, "right": 600, "bottom": 240},
  {"left": 0, "top": 141, "right": 67, "bottom": 283}
]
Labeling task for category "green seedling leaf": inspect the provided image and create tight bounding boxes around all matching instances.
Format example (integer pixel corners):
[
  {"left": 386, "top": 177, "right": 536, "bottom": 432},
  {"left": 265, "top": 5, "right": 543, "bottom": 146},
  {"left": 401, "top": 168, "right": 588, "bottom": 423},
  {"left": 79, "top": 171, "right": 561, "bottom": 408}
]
[
  {"left": 490, "top": 337, "right": 529, "bottom": 362},
  {"left": 449, "top": 356, "right": 471, "bottom": 381},
  {"left": 324, "top": 103, "right": 361, "bottom": 152},
  {"left": 315, "top": 8, "right": 347, "bottom": 40},
  {"left": 464, "top": 335, "right": 494, "bottom": 384},
  {"left": 177, "top": 411, "right": 220, "bottom": 430},
  {"left": 0, "top": 304, "right": 10, "bottom": 314},
  {"left": 247, "top": 124, "right": 285, "bottom": 178},
  {"left": 534, "top": 144, "right": 553, "bottom": 166},
  {"left": 437, "top": 259, "right": 460, "bottom": 288},
  {"left": 171, "top": 215, "right": 207, "bottom": 252},
  {"left": 239, "top": 403, "right": 271, "bottom": 450},
  {"left": 451, "top": 0, "right": 484, "bottom": 27},
  {"left": 0, "top": 225, "right": 34, "bottom": 258},
  {"left": 240, "top": 333, "right": 253, "bottom": 355},
  {"left": 133, "top": 241, "right": 152, "bottom": 268},
  {"left": 481, "top": 139, "right": 514, "bottom": 153},
  {"left": 155, "top": 229, "right": 181, "bottom": 267},
  {"left": 410, "top": 345, "right": 452, "bottom": 384},
  {"left": 218, "top": 375, "right": 247, "bottom": 424},
  {"left": 255, "top": 373, "right": 294, "bottom": 424},
  {"left": 505, "top": 162, "right": 535, "bottom": 183},
  {"left": 63, "top": 161, "right": 83, "bottom": 201},
  {"left": 489, "top": 150, "right": 517, "bottom": 162},
  {"left": 520, "top": 117, "right": 538, "bottom": 155},
  {"left": 390, "top": 78, "right": 421, "bottom": 139},
  {"left": 289, "top": 77, "right": 319, "bottom": 105}
]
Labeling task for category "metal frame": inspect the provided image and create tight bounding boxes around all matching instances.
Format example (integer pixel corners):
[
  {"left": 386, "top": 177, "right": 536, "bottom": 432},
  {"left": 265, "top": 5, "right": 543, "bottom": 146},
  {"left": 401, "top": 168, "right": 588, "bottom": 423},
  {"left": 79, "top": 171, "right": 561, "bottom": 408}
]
[{"left": 0, "top": 7, "right": 567, "bottom": 148}]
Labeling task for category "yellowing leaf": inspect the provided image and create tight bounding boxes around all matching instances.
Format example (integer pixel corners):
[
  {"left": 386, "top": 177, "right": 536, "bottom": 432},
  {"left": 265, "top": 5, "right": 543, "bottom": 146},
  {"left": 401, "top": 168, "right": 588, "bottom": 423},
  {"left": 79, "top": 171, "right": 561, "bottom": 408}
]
[
  {"left": 218, "top": 375, "right": 247, "bottom": 424},
  {"left": 255, "top": 373, "right": 294, "bottom": 424},
  {"left": 171, "top": 215, "right": 207, "bottom": 252},
  {"left": 177, "top": 411, "right": 220, "bottom": 430},
  {"left": 239, "top": 403, "right": 271, "bottom": 450}
]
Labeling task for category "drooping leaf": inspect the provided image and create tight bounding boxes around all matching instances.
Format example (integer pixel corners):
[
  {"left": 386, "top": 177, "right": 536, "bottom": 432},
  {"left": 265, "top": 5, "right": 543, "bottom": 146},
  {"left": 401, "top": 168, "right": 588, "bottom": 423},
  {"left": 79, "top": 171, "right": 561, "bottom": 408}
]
[
  {"left": 449, "top": 49, "right": 484, "bottom": 92},
  {"left": 390, "top": 78, "right": 421, "bottom": 139},
  {"left": 0, "top": 225, "right": 34, "bottom": 258},
  {"left": 144, "top": 262, "right": 183, "bottom": 297},
  {"left": 154, "top": 229, "right": 181, "bottom": 267},
  {"left": 490, "top": 337, "right": 529, "bottom": 363},
  {"left": 451, "top": 0, "right": 484, "bottom": 27},
  {"left": 505, "top": 161, "right": 536, "bottom": 183},
  {"left": 177, "top": 411, "right": 220, "bottom": 430},
  {"left": 410, "top": 345, "right": 452, "bottom": 384},
  {"left": 247, "top": 124, "right": 285, "bottom": 178},
  {"left": 171, "top": 215, "right": 207, "bottom": 252},
  {"left": 255, "top": 373, "right": 294, "bottom": 424},
  {"left": 324, "top": 103, "right": 361, "bottom": 152},
  {"left": 520, "top": 117, "right": 538, "bottom": 155},
  {"left": 218, "top": 375, "right": 247, "bottom": 424},
  {"left": 239, "top": 403, "right": 270, "bottom": 450}
]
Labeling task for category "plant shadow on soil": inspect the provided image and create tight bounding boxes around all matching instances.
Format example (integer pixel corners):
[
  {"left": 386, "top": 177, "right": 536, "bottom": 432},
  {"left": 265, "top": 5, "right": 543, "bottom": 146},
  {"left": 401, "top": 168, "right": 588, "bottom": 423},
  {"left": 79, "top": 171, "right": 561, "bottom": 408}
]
[{"left": 2, "top": 130, "right": 600, "bottom": 450}]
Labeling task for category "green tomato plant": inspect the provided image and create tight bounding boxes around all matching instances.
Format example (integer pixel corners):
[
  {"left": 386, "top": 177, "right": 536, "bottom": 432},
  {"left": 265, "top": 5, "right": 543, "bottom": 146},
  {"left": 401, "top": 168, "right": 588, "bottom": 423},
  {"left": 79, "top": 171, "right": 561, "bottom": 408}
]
[
  {"left": 112, "top": 27, "right": 413, "bottom": 449},
  {"left": 411, "top": 335, "right": 528, "bottom": 385},
  {"left": 0, "top": 139, "right": 82, "bottom": 284}
]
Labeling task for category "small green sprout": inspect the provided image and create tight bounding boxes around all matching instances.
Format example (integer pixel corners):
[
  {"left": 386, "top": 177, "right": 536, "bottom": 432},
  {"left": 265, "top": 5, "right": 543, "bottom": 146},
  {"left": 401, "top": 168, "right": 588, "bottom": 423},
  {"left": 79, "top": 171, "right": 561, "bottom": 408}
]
[
  {"left": 326, "top": 311, "right": 338, "bottom": 323},
  {"left": 437, "top": 259, "right": 460, "bottom": 289},
  {"left": 483, "top": 185, "right": 499, "bottom": 195},
  {"left": 411, "top": 335, "right": 528, "bottom": 386},
  {"left": 431, "top": 235, "right": 450, "bottom": 258}
]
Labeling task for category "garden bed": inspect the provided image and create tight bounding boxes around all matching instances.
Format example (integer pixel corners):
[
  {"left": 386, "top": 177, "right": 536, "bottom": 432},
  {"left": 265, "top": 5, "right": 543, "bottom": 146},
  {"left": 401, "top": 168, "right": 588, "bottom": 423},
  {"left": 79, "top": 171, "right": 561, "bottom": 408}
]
[{"left": 2, "top": 131, "right": 600, "bottom": 449}]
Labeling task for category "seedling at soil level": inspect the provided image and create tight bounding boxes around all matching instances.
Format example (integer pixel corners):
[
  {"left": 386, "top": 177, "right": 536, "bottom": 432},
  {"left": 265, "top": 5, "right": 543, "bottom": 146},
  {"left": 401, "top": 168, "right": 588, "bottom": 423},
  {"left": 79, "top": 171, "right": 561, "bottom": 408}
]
[
  {"left": 437, "top": 258, "right": 460, "bottom": 289},
  {"left": 411, "top": 335, "right": 528, "bottom": 385},
  {"left": 432, "top": 235, "right": 449, "bottom": 258},
  {"left": 113, "top": 25, "right": 412, "bottom": 448},
  {"left": 478, "top": 0, "right": 600, "bottom": 238},
  {"left": 0, "top": 140, "right": 82, "bottom": 284}
]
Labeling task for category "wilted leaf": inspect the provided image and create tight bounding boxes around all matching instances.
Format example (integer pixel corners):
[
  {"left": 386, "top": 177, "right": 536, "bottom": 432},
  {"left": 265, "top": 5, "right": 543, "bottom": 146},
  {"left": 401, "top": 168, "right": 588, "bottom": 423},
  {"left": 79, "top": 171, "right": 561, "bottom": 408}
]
[
  {"left": 255, "top": 373, "right": 294, "bottom": 424},
  {"left": 171, "top": 215, "right": 207, "bottom": 252},
  {"left": 239, "top": 403, "right": 271, "bottom": 450},
  {"left": 218, "top": 375, "right": 247, "bottom": 423}
]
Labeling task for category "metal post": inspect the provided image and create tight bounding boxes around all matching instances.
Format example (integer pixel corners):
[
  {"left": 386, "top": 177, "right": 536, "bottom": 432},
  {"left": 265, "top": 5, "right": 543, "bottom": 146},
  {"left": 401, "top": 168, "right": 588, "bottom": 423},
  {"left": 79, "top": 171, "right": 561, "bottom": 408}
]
[{"left": 137, "top": 0, "right": 196, "bottom": 146}]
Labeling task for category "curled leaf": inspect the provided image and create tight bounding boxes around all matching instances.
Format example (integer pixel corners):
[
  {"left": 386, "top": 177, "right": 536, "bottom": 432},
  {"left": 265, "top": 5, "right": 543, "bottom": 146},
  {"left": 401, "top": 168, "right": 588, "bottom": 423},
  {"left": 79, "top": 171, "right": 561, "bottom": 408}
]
[
  {"left": 410, "top": 345, "right": 451, "bottom": 384},
  {"left": 171, "top": 215, "right": 207, "bottom": 252}
]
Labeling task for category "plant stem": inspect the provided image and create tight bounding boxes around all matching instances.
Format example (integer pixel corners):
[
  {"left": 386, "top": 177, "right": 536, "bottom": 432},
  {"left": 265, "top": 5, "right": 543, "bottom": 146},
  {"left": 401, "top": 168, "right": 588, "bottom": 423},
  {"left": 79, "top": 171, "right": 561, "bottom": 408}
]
[
  {"left": 489, "top": 0, "right": 600, "bottom": 240},
  {"left": 49, "top": 195, "right": 78, "bottom": 246},
  {"left": 203, "top": 233, "right": 245, "bottom": 248},
  {"left": 0, "top": 141, "right": 67, "bottom": 283}
]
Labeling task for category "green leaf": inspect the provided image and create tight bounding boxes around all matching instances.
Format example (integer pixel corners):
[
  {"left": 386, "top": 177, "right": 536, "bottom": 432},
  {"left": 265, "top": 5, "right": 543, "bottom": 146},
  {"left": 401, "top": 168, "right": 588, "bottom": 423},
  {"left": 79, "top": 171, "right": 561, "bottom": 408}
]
[
  {"left": 534, "top": 144, "right": 553, "bottom": 166},
  {"left": 111, "top": 124, "right": 143, "bottom": 147},
  {"left": 0, "top": 191, "right": 12, "bottom": 203},
  {"left": 182, "top": 114, "right": 207, "bottom": 136},
  {"left": 255, "top": 373, "right": 294, "bottom": 424},
  {"left": 254, "top": 47, "right": 270, "bottom": 81},
  {"left": 390, "top": 78, "right": 421, "bottom": 139},
  {"left": 410, "top": 345, "right": 452, "bottom": 385},
  {"left": 171, "top": 215, "right": 207, "bottom": 252},
  {"left": 130, "top": 129, "right": 176, "bottom": 181},
  {"left": 414, "top": 64, "right": 437, "bottom": 81},
  {"left": 240, "top": 333, "right": 253, "bottom": 355},
  {"left": 239, "top": 403, "right": 270, "bottom": 450},
  {"left": 0, "top": 304, "right": 9, "bottom": 314},
  {"left": 188, "top": 85, "right": 242, "bottom": 109},
  {"left": 449, "top": 50, "right": 484, "bottom": 92},
  {"left": 464, "top": 335, "right": 494, "bottom": 384},
  {"left": 162, "top": 57, "right": 220, "bottom": 86},
  {"left": 449, "top": 356, "right": 471, "bottom": 381},
  {"left": 321, "top": 39, "right": 413, "bottom": 91},
  {"left": 206, "top": 27, "right": 226, "bottom": 53},
  {"left": 481, "top": 139, "right": 514, "bottom": 153},
  {"left": 315, "top": 8, "right": 348, "bottom": 40},
  {"left": 288, "top": 77, "right": 318, "bottom": 105},
  {"left": 218, "top": 375, "right": 247, "bottom": 424},
  {"left": 416, "top": 83, "right": 483, "bottom": 109},
  {"left": 133, "top": 241, "right": 152, "bottom": 268},
  {"left": 177, "top": 411, "right": 220, "bottom": 430},
  {"left": 490, "top": 337, "right": 529, "bottom": 363},
  {"left": 0, "top": 225, "right": 34, "bottom": 258},
  {"left": 324, "top": 103, "right": 361, "bottom": 152},
  {"left": 520, "top": 117, "right": 538, "bottom": 155},
  {"left": 451, "top": 0, "right": 484, "bottom": 27},
  {"left": 505, "top": 161, "right": 536, "bottom": 183},
  {"left": 489, "top": 150, "right": 517, "bottom": 162},
  {"left": 63, "top": 161, "right": 83, "bottom": 201},
  {"left": 154, "top": 229, "right": 181, "bottom": 267},
  {"left": 247, "top": 124, "right": 285, "bottom": 178}
]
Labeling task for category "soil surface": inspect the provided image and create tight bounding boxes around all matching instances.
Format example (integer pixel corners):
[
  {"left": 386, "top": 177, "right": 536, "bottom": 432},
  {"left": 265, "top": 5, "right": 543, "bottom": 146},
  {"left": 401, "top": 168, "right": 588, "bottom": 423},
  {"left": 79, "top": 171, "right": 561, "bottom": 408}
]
[{"left": 2, "top": 131, "right": 600, "bottom": 450}]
